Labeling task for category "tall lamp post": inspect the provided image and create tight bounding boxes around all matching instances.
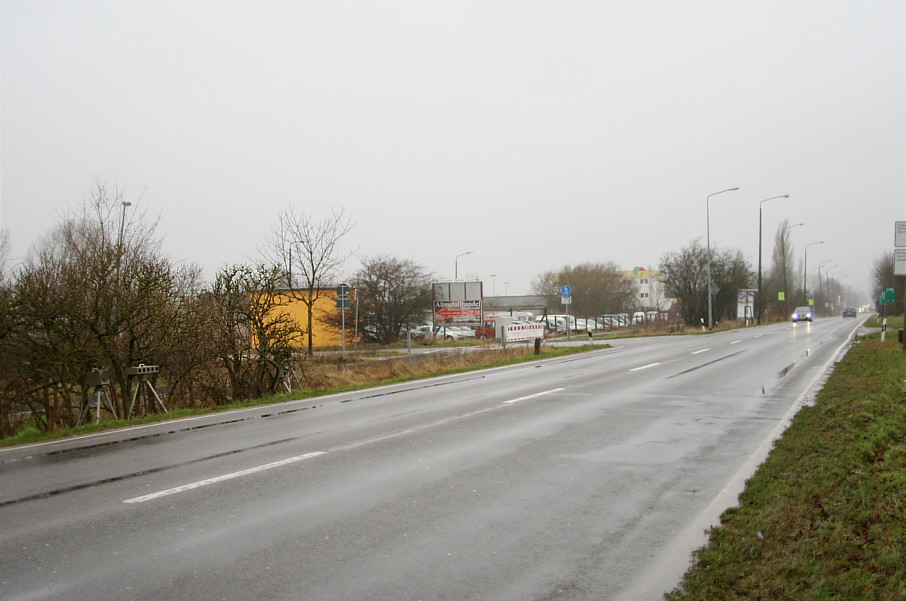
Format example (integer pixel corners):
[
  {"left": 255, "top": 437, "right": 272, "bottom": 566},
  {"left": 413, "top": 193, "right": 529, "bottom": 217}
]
[
  {"left": 816, "top": 259, "right": 831, "bottom": 316},
  {"left": 706, "top": 187, "right": 739, "bottom": 329},
  {"left": 455, "top": 251, "right": 474, "bottom": 279},
  {"left": 757, "top": 194, "right": 789, "bottom": 324},
  {"left": 116, "top": 201, "right": 132, "bottom": 282},
  {"left": 803, "top": 241, "right": 824, "bottom": 303},
  {"left": 117, "top": 201, "right": 132, "bottom": 254}
]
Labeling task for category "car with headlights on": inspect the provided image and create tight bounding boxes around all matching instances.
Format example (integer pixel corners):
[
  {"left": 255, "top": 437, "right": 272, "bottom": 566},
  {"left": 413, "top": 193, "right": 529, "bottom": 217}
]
[{"left": 791, "top": 306, "right": 813, "bottom": 322}]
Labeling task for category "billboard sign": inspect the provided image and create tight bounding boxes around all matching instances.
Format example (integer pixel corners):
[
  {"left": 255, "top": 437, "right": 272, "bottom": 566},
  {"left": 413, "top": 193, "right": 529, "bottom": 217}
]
[{"left": 433, "top": 281, "right": 483, "bottom": 326}]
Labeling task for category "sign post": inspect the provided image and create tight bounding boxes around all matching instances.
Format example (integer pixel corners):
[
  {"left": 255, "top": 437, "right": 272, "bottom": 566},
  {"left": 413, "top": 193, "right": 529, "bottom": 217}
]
[
  {"left": 337, "top": 284, "right": 351, "bottom": 358},
  {"left": 559, "top": 285, "right": 572, "bottom": 337}
]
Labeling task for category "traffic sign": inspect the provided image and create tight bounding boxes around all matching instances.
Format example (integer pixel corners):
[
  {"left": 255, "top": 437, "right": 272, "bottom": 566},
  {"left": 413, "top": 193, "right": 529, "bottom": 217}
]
[
  {"left": 560, "top": 285, "right": 572, "bottom": 297},
  {"left": 336, "top": 283, "right": 351, "bottom": 297},
  {"left": 895, "top": 249, "right": 906, "bottom": 276}
]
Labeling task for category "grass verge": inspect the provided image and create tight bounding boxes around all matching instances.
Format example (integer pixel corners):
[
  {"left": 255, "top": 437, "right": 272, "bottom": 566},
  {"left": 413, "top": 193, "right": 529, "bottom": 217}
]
[{"left": 665, "top": 323, "right": 906, "bottom": 600}]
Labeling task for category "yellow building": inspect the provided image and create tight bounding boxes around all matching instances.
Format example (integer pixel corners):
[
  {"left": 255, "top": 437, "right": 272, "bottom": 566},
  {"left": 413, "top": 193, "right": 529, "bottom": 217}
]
[{"left": 269, "top": 288, "right": 356, "bottom": 349}]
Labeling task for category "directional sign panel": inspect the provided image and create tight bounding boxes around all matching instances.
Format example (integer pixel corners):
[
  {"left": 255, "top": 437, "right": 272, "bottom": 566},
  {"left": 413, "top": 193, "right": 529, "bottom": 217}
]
[
  {"left": 434, "top": 300, "right": 481, "bottom": 324},
  {"left": 895, "top": 249, "right": 906, "bottom": 276}
]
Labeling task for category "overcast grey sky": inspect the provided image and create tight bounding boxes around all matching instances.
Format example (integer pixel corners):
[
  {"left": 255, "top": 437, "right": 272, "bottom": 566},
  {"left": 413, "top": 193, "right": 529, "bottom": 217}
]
[{"left": 2, "top": 1, "right": 904, "bottom": 301}]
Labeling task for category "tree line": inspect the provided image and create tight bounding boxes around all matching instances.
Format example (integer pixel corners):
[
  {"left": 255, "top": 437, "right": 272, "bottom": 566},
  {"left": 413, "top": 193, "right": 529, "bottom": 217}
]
[
  {"left": 1, "top": 181, "right": 896, "bottom": 438},
  {"left": 0, "top": 183, "right": 441, "bottom": 438}
]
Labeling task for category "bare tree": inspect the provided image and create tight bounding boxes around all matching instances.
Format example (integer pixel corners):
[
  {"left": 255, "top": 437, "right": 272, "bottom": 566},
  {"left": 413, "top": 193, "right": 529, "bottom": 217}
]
[
  {"left": 660, "top": 240, "right": 709, "bottom": 326},
  {"left": 660, "top": 240, "right": 752, "bottom": 326},
  {"left": 710, "top": 247, "right": 754, "bottom": 323},
  {"left": 261, "top": 207, "right": 353, "bottom": 355},
  {"left": 207, "top": 264, "right": 304, "bottom": 401},
  {"left": 532, "top": 262, "right": 635, "bottom": 317},
  {"left": 765, "top": 219, "right": 799, "bottom": 319},
  {"left": 872, "top": 251, "right": 904, "bottom": 316},
  {"left": 0, "top": 180, "right": 207, "bottom": 430},
  {"left": 348, "top": 255, "right": 433, "bottom": 345}
]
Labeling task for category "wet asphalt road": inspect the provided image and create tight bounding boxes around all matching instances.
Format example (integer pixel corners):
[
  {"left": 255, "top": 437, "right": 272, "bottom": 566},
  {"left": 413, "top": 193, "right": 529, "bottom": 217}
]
[{"left": 0, "top": 317, "right": 865, "bottom": 601}]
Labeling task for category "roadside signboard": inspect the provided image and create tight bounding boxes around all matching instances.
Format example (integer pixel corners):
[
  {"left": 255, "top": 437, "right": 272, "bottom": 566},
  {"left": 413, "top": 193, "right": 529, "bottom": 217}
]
[
  {"left": 895, "top": 249, "right": 906, "bottom": 277},
  {"left": 433, "top": 281, "right": 483, "bottom": 326}
]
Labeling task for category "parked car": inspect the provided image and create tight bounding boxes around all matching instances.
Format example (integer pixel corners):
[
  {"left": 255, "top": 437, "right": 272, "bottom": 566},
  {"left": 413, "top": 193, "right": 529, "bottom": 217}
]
[
  {"left": 437, "top": 325, "right": 472, "bottom": 340},
  {"left": 842, "top": 307, "right": 857, "bottom": 318},
  {"left": 791, "top": 306, "right": 813, "bottom": 322},
  {"left": 409, "top": 325, "right": 435, "bottom": 339},
  {"left": 601, "top": 314, "right": 629, "bottom": 328}
]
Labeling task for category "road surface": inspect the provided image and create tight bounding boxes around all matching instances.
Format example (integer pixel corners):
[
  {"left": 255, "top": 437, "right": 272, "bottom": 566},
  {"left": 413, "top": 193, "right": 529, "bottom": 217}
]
[{"left": 0, "top": 317, "right": 865, "bottom": 601}]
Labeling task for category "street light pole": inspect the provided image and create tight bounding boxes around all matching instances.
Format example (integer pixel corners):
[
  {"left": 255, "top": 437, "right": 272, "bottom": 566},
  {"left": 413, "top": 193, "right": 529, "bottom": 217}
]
[
  {"left": 803, "top": 241, "right": 824, "bottom": 303},
  {"left": 455, "top": 251, "right": 474, "bottom": 279},
  {"left": 757, "top": 194, "right": 789, "bottom": 324},
  {"left": 116, "top": 201, "right": 132, "bottom": 283},
  {"left": 706, "top": 187, "right": 739, "bottom": 329},
  {"left": 117, "top": 201, "right": 132, "bottom": 254},
  {"left": 816, "top": 259, "right": 831, "bottom": 316}
]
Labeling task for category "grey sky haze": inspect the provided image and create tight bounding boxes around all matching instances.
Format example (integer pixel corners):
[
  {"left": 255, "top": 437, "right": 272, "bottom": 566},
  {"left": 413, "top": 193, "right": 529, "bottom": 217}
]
[{"left": 2, "top": 1, "right": 904, "bottom": 302}]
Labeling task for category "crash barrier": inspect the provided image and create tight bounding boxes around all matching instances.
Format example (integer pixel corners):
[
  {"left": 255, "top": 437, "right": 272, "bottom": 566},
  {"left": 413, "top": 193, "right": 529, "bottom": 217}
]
[{"left": 503, "top": 323, "right": 545, "bottom": 343}]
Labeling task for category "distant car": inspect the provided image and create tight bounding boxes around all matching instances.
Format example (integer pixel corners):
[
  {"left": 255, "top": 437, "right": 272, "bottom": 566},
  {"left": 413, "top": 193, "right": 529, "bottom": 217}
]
[
  {"left": 791, "top": 306, "right": 813, "bottom": 322},
  {"left": 842, "top": 307, "right": 857, "bottom": 318}
]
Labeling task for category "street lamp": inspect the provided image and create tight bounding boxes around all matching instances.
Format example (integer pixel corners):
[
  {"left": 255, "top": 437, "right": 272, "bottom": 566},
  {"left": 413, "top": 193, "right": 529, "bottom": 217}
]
[
  {"left": 816, "top": 259, "right": 831, "bottom": 316},
  {"left": 489, "top": 274, "right": 497, "bottom": 296},
  {"left": 803, "top": 241, "right": 824, "bottom": 302},
  {"left": 757, "top": 194, "right": 789, "bottom": 324},
  {"left": 455, "top": 251, "right": 474, "bottom": 279},
  {"left": 118, "top": 201, "right": 132, "bottom": 253},
  {"left": 706, "top": 187, "right": 739, "bottom": 329},
  {"left": 116, "top": 201, "right": 133, "bottom": 283}
]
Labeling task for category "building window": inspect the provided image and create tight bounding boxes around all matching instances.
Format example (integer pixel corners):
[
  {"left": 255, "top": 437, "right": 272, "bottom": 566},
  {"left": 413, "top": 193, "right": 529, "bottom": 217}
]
[
  {"left": 640, "top": 292, "right": 649, "bottom": 299},
  {"left": 639, "top": 278, "right": 649, "bottom": 285}
]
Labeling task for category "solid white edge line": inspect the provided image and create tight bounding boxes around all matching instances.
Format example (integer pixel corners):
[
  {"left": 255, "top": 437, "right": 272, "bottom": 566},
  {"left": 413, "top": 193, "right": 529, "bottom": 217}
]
[
  {"left": 629, "top": 362, "right": 660, "bottom": 372},
  {"left": 123, "top": 451, "right": 326, "bottom": 504},
  {"left": 502, "top": 388, "right": 565, "bottom": 405}
]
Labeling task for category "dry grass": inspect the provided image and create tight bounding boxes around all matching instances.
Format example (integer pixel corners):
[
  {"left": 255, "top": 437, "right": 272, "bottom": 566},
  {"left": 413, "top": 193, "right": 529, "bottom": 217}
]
[{"left": 300, "top": 345, "right": 546, "bottom": 391}]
